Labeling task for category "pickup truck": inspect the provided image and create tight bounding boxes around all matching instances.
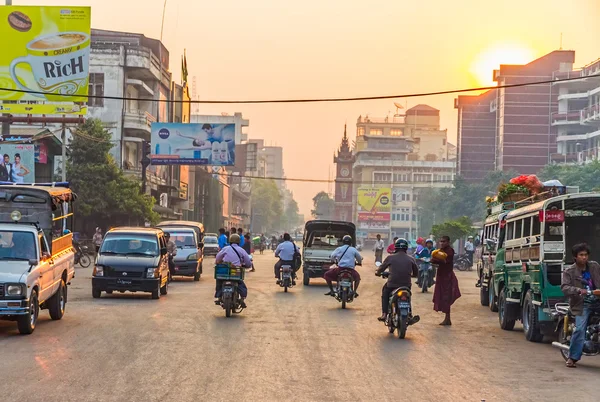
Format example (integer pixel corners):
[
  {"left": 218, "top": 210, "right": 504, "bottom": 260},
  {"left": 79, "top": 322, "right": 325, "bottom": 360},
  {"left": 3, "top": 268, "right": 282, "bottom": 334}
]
[{"left": 301, "top": 220, "right": 356, "bottom": 286}]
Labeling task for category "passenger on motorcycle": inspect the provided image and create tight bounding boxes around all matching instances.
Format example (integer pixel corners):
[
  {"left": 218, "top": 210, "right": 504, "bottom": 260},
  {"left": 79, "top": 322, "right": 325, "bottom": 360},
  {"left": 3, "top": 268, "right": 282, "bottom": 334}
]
[
  {"left": 215, "top": 234, "right": 251, "bottom": 308},
  {"left": 165, "top": 233, "right": 177, "bottom": 278},
  {"left": 386, "top": 237, "right": 399, "bottom": 254},
  {"left": 376, "top": 238, "right": 419, "bottom": 322},
  {"left": 561, "top": 243, "right": 600, "bottom": 368},
  {"left": 324, "top": 235, "right": 363, "bottom": 297},
  {"left": 415, "top": 238, "right": 435, "bottom": 288},
  {"left": 274, "top": 233, "right": 299, "bottom": 285}
]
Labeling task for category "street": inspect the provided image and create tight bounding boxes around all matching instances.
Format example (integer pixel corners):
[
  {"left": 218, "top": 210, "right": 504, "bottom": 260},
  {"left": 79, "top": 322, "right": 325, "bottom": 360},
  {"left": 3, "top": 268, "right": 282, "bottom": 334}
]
[{"left": 1, "top": 253, "right": 598, "bottom": 402}]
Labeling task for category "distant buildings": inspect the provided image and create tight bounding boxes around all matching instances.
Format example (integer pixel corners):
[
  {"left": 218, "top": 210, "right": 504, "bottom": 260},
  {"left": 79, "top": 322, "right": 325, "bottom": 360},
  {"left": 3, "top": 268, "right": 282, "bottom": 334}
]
[{"left": 455, "top": 50, "right": 576, "bottom": 181}]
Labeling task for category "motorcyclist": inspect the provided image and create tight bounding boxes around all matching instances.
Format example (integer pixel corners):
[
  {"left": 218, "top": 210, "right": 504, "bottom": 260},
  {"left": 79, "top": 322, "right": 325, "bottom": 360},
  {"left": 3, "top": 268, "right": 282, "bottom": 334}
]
[
  {"left": 376, "top": 238, "right": 419, "bottom": 322},
  {"left": 165, "top": 233, "right": 177, "bottom": 279},
  {"left": 274, "top": 233, "right": 298, "bottom": 285},
  {"left": 215, "top": 234, "right": 251, "bottom": 308},
  {"left": 324, "top": 235, "right": 363, "bottom": 297},
  {"left": 64, "top": 229, "right": 83, "bottom": 255},
  {"left": 415, "top": 238, "right": 435, "bottom": 288},
  {"left": 386, "top": 237, "right": 399, "bottom": 254},
  {"left": 561, "top": 243, "right": 600, "bottom": 368}
]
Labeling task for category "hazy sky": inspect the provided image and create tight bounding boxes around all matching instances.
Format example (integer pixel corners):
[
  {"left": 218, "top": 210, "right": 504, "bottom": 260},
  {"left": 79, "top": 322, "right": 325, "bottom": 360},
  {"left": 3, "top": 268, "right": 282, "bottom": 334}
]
[{"left": 16, "top": 0, "right": 600, "bottom": 217}]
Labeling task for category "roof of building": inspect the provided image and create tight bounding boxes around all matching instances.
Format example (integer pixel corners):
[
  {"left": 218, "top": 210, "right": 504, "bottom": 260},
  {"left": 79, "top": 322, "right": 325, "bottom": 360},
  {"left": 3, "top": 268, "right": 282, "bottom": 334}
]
[{"left": 406, "top": 104, "right": 439, "bottom": 112}]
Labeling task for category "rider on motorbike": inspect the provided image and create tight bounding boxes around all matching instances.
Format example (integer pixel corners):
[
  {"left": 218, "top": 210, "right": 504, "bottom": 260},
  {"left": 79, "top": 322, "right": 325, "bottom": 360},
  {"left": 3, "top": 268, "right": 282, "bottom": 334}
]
[
  {"left": 215, "top": 234, "right": 251, "bottom": 308},
  {"left": 165, "top": 233, "right": 177, "bottom": 278},
  {"left": 415, "top": 238, "right": 435, "bottom": 288},
  {"left": 376, "top": 238, "right": 419, "bottom": 322},
  {"left": 561, "top": 243, "right": 600, "bottom": 368},
  {"left": 324, "top": 235, "right": 363, "bottom": 297},
  {"left": 274, "top": 233, "right": 298, "bottom": 285}
]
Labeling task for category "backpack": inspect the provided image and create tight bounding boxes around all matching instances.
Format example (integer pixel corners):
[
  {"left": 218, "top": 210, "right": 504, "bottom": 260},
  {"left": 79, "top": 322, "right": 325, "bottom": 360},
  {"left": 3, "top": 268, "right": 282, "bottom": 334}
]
[{"left": 292, "top": 242, "right": 302, "bottom": 270}]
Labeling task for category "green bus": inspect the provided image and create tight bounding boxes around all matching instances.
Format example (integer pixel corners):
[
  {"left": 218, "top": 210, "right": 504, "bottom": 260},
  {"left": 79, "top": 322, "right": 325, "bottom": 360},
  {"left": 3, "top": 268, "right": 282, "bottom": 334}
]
[{"left": 478, "top": 192, "right": 600, "bottom": 342}]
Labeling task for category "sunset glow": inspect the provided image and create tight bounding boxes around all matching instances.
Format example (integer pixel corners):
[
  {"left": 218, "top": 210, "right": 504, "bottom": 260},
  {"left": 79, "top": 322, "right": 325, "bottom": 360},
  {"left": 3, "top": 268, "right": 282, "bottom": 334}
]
[{"left": 470, "top": 44, "right": 536, "bottom": 87}]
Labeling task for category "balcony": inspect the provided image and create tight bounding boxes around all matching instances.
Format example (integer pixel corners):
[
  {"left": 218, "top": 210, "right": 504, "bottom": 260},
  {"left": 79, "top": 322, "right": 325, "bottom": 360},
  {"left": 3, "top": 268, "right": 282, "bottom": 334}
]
[
  {"left": 124, "top": 110, "right": 156, "bottom": 139},
  {"left": 552, "top": 147, "right": 600, "bottom": 164},
  {"left": 581, "top": 104, "right": 600, "bottom": 125},
  {"left": 126, "top": 78, "right": 154, "bottom": 97},
  {"left": 551, "top": 111, "right": 582, "bottom": 125}
]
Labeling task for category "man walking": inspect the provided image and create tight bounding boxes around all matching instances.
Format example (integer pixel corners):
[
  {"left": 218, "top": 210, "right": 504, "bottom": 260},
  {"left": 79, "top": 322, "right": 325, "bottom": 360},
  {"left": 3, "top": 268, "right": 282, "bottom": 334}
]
[
  {"left": 432, "top": 235, "right": 461, "bottom": 325},
  {"left": 373, "top": 234, "right": 385, "bottom": 263},
  {"left": 465, "top": 236, "right": 475, "bottom": 268}
]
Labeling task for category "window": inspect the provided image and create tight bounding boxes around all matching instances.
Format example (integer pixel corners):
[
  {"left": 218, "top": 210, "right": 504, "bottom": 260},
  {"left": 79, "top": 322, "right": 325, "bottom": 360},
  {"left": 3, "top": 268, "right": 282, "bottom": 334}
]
[
  {"left": 532, "top": 215, "right": 541, "bottom": 236},
  {"left": 100, "top": 234, "right": 159, "bottom": 256},
  {"left": 506, "top": 221, "right": 514, "bottom": 240},
  {"left": 374, "top": 173, "right": 391, "bottom": 182},
  {"left": 357, "top": 127, "right": 365, "bottom": 136},
  {"left": 246, "top": 143, "right": 258, "bottom": 170},
  {"left": 414, "top": 174, "right": 431, "bottom": 183},
  {"left": 369, "top": 129, "right": 383, "bottom": 136},
  {"left": 390, "top": 129, "right": 403, "bottom": 136},
  {"left": 515, "top": 219, "right": 523, "bottom": 239},
  {"left": 523, "top": 217, "right": 532, "bottom": 238},
  {"left": 88, "top": 73, "right": 104, "bottom": 107},
  {"left": 394, "top": 173, "right": 410, "bottom": 182}
]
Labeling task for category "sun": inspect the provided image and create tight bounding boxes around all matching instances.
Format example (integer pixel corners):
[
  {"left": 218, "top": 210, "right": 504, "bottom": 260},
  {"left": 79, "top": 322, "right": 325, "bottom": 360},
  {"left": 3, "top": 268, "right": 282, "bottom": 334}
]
[{"left": 470, "top": 44, "right": 536, "bottom": 87}]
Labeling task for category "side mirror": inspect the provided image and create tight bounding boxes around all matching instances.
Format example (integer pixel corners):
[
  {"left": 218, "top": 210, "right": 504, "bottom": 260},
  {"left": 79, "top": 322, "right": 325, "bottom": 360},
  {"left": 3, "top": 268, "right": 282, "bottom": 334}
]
[
  {"left": 160, "top": 247, "right": 168, "bottom": 256},
  {"left": 29, "top": 258, "right": 39, "bottom": 266},
  {"left": 375, "top": 261, "right": 382, "bottom": 267}
]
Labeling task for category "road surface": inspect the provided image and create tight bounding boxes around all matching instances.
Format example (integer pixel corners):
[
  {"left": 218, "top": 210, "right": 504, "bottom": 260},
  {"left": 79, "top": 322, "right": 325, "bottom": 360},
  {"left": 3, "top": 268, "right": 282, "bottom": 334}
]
[{"left": 1, "top": 252, "right": 597, "bottom": 402}]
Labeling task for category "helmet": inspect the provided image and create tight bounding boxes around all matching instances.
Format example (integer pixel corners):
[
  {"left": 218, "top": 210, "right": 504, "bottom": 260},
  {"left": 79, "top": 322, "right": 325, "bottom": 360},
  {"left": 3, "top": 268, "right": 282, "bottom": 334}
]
[
  {"left": 63, "top": 229, "right": 71, "bottom": 235},
  {"left": 342, "top": 235, "right": 352, "bottom": 245},
  {"left": 425, "top": 238, "right": 434, "bottom": 245},
  {"left": 229, "top": 233, "right": 241, "bottom": 244},
  {"left": 394, "top": 238, "right": 409, "bottom": 251},
  {"left": 417, "top": 237, "right": 424, "bottom": 245},
  {"left": 468, "top": 236, "right": 474, "bottom": 239}
]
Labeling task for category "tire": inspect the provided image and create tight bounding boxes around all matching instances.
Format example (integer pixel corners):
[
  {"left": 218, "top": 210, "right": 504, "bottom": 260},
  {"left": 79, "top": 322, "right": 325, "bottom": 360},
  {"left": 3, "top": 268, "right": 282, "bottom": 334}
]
[
  {"left": 489, "top": 276, "right": 498, "bottom": 312},
  {"left": 151, "top": 280, "right": 161, "bottom": 300},
  {"left": 422, "top": 271, "right": 428, "bottom": 293},
  {"left": 193, "top": 269, "right": 201, "bottom": 281},
  {"left": 303, "top": 272, "right": 310, "bottom": 286},
  {"left": 79, "top": 254, "right": 92, "bottom": 268},
  {"left": 499, "top": 289, "right": 516, "bottom": 331},
  {"left": 523, "top": 290, "right": 544, "bottom": 342},
  {"left": 398, "top": 313, "right": 408, "bottom": 339},
  {"left": 160, "top": 277, "right": 168, "bottom": 295},
  {"left": 480, "top": 279, "right": 490, "bottom": 306},
  {"left": 557, "top": 320, "right": 570, "bottom": 362},
  {"left": 48, "top": 280, "right": 66, "bottom": 320},
  {"left": 457, "top": 259, "right": 469, "bottom": 271},
  {"left": 92, "top": 287, "right": 101, "bottom": 299},
  {"left": 17, "top": 290, "right": 38, "bottom": 335},
  {"left": 341, "top": 289, "right": 347, "bottom": 309},
  {"left": 224, "top": 299, "right": 232, "bottom": 317},
  {"left": 106, "top": 290, "right": 113, "bottom": 294}
]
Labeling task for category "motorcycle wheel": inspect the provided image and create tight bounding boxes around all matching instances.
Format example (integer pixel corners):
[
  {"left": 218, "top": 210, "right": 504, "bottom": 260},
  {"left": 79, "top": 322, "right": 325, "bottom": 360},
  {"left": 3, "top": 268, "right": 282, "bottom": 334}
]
[
  {"left": 557, "top": 321, "right": 570, "bottom": 362},
  {"left": 422, "top": 272, "right": 428, "bottom": 293},
  {"left": 341, "top": 289, "right": 347, "bottom": 309},
  {"left": 387, "top": 306, "right": 395, "bottom": 333},
  {"left": 223, "top": 298, "right": 232, "bottom": 317},
  {"left": 398, "top": 313, "right": 407, "bottom": 339},
  {"left": 79, "top": 254, "right": 92, "bottom": 268},
  {"left": 456, "top": 259, "right": 469, "bottom": 271}
]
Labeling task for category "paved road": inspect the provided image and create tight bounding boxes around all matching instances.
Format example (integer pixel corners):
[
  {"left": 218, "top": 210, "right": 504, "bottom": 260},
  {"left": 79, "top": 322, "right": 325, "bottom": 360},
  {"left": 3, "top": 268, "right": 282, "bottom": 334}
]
[{"left": 1, "top": 252, "right": 599, "bottom": 402}]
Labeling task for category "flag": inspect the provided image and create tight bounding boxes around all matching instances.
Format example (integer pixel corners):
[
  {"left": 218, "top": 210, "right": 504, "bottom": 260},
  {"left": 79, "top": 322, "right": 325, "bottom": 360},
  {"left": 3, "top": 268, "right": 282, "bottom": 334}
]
[{"left": 182, "top": 49, "right": 188, "bottom": 86}]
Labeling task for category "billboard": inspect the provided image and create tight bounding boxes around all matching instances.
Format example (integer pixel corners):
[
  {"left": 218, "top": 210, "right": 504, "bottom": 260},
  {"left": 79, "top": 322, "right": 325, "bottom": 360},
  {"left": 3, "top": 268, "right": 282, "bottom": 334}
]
[
  {"left": 0, "top": 6, "right": 91, "bottom": 115},
  {"left": 151, "top": 123, "right": 235, "bottom": 166},
  {"left": 0, "top": 143, "right": 35, "bottom": 183},
  {"left": 357, "top": 187, "right": 391, "bottom": 230}
]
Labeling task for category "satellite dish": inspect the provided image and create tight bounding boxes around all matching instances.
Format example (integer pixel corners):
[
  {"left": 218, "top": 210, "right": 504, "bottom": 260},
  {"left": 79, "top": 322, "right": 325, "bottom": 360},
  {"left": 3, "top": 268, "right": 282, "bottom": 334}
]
[{"left": 394, "top": 102, "right": 404, "bottom": 109}]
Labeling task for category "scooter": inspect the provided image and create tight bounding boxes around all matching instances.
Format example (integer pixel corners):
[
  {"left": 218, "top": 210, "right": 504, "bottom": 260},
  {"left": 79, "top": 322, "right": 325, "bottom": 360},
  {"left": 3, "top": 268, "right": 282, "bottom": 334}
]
[
  {"left": 416, "top": 257, "right": 434, "bottom": 293},
  {"left": 215, "top": 263, "right": 247, "bottom": 318},
  {"left": 278, "top": 264, "right": 294, "bottom": 292}
]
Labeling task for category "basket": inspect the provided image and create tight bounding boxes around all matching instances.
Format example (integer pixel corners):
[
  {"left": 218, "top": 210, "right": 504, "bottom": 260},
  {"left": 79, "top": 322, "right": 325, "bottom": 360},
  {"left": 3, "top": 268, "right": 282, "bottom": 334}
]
[
  {"left": 501, "top": 191, "right": 529, "bottom": 203},
  {"left": 214, "top": 263, "right": 245, "bottom": 280}
]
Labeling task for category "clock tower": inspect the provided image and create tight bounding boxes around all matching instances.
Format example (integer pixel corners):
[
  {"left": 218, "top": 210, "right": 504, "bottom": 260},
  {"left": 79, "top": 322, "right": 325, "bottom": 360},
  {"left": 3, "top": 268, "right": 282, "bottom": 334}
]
[{"left": 333, "top": 125, "right": 355, "bottom": 222}]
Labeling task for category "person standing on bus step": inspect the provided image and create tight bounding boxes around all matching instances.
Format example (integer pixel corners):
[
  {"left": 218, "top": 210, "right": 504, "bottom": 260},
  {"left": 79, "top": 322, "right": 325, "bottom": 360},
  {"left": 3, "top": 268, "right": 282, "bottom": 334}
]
[
  {"left": 561, "top": 243, "right": 600, "bottom": 368},
  {"left": 432, "top": 235, "right": 461, "bottom": 326},
  {"left": 373, "top": 234, "right": 385, "bottom": 263},
  {"left": 465, "top": 236, "right": 475, "bottom": 268},
  {"left": 92, "top": 227, "right": 103, "bottom": 253}
]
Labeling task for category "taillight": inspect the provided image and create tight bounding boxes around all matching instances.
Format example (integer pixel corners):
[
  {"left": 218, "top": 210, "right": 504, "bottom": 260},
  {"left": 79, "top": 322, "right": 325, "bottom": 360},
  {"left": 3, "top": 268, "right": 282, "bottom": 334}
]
[{"left": 400, "top": 296, "right": 408, "bottom": 301}]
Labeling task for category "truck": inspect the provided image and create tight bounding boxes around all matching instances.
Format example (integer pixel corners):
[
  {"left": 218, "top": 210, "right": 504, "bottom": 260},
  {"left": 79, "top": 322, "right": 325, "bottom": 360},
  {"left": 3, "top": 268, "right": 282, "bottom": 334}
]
[{"left": 0, "top": 184, "right": 76, "bottom": 334}]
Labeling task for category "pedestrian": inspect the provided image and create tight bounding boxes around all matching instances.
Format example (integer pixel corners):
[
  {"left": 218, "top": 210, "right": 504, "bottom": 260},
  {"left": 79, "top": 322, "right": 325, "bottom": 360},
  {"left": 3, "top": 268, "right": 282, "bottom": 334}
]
[
  {"left": 373, "top": 234, "right": 385, "bottom": 263},
  {"left": 218, "top": 228, "right": 228, "bottom": 250},
  {"left": 465, "top": 236, "right": 475, "bottom": 268},
  {"left": 237, "top": 227, "right": 245, "bottom": 247},
  {"left": 386, "top": 237, "right": 399, "bottom": 254},
  {"left": 431, "top": 235, "right": 461, "bottom": 326},
  {"left": 92, "top": 227, "right": 103, "bottom": 253}
]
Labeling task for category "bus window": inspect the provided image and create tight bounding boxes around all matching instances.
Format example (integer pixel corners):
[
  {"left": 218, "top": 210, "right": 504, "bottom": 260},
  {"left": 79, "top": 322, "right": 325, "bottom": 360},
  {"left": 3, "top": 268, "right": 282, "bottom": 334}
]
[
  {"left": 532, "top": 215, "right": 541, "bottom": 236},
  {"left": 506, "top": 222, "right": 514, "bottom": 240},
  {"left": 545, "top": 222, "right": 564, "bottom": 241},
  {"left": 515, "top": 220, "right": 523, "bottom": 239},
  {"left": 498, "top": 226, "right": 506, "bottom": 249},
  {"left": 523, "top": 217, "right": 532, "bottom": 238}
]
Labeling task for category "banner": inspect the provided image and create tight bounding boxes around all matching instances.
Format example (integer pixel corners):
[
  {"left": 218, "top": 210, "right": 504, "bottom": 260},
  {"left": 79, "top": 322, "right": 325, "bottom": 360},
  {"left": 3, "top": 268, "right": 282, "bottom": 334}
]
[
  {"left": 357, "top": 187, "right": 391, "bottom": 229},
  {"left": 0, "top": 6, "right": 91, "bottom": 115},
  {"left": 151, "top": 123, "right": 235, "bottom": 166},
  {"left": 0, "top": 143, "right": 35, "bottom": 183}
]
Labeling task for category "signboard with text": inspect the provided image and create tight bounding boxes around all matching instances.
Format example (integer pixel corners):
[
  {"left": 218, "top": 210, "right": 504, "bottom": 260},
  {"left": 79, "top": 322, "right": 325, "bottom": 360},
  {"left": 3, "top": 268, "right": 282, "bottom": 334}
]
[{"left": 357, "top": 187, "right": 391, "bottom": 230}]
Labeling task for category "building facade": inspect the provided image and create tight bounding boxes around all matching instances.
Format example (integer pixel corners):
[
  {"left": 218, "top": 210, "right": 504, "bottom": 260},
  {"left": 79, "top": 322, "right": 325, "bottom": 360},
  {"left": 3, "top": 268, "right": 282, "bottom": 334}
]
[
  {"left": 455, "top": 50, "right": 576, "bottom": 181},
  {"left": 333, "top": 125, "right": 355, "bottom": 222}
]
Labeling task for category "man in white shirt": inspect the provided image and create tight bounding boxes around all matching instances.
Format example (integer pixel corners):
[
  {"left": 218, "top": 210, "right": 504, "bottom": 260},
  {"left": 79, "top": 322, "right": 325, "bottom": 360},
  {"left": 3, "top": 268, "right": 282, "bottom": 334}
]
[
  {"left": 275, "top": 233, "right": 299, "bottom": 285},
  {"left": 465, "top": 236, "right": 475, "bottom": 268},
  {"left": 373, "top": 234, "right": 385, "bottom": 263}
]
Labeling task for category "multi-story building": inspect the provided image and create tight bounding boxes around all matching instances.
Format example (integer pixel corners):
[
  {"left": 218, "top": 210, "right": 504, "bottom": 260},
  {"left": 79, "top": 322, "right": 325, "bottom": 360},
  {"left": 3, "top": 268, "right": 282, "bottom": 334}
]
[
  {"left": 551, "top": 58, "right": 600, "bottom": 163},
  {"left": 249, "top": 139, "right": 284, "bottom": 185},
  {"left": 348, "top": 106, "right": 456, "bottom": 243},
  {"left": 455, "top": 50, "right": 576, "bottom": 181}
]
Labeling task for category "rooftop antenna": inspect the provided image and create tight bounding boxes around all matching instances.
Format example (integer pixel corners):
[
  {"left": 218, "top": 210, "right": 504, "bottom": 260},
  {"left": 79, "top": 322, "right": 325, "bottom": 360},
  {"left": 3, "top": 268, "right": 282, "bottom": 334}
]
[
  {"left": 559, "top": 33, "right": 563, "bottom": 50},
  {"left": 393, "top": 102, "right": 404, "bottom": 117}
]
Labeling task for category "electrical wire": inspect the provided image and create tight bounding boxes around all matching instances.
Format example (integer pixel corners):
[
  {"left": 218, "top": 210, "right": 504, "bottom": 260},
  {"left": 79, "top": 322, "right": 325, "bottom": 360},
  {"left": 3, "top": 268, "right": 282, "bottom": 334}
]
[{"left": 0, "top": 74, "right": 597, "bottom": 104}]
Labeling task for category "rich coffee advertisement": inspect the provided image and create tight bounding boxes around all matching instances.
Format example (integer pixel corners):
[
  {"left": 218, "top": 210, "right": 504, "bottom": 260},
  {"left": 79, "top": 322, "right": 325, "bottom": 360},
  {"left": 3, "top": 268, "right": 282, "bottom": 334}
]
[{"left": 0, "top": 6, "right": 91, "bottom": 115}]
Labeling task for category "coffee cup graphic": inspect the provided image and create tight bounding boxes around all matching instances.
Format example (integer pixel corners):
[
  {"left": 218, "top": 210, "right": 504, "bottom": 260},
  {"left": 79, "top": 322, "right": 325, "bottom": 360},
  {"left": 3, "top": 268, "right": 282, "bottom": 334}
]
[{"left": 9, "top": 31, "right": 90, "bottom": 101}]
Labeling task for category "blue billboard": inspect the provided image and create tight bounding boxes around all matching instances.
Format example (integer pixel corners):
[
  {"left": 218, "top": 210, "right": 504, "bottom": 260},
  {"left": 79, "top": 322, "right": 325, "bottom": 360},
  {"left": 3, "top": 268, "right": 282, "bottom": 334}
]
[{"left": 150, "top": 123, "right": 235, "bottom": 166}]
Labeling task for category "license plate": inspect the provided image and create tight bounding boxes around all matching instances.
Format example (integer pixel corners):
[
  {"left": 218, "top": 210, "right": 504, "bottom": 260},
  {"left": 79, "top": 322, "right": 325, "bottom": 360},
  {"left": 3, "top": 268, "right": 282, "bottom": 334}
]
[
  {"left": 223, "top": 288, "right": 233, "bottom": 293},
  {"left": 398, "top": 302, "right": 410, "bottom": 308},
  {"left": 117, "top": 279, "right": 132, "bottom": 285},
  {"left": 340, "top": 281, "right": 351, "bottom": 287},
  {"left": 283, "top": 273, "right": 291, "bottom": 278}
]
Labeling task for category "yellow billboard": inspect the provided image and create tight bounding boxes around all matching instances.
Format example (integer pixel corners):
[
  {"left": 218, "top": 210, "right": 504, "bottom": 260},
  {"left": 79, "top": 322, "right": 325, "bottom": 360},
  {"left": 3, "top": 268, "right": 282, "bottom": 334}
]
[
  {"left": 0, "top": 6, "right": 91, "bottom": 115},
  {"left": 357, "top": 187, "right": 391, "bottom": 224}
]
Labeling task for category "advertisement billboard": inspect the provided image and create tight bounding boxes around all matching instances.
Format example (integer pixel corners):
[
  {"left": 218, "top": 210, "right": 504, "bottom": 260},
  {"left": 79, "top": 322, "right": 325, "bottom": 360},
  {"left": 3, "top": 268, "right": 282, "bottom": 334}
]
[
  {"left": 151, "top": 123, "right": 236, "bottom": 166},
  {"left": 0, "top": 6, "right": 91, "bottom": 115},
  {"left": 357, "top": 187, "right": 391, "bottom": 229},
  {"left": 0, "top": 143, "right": 35, "bottom": 183}
]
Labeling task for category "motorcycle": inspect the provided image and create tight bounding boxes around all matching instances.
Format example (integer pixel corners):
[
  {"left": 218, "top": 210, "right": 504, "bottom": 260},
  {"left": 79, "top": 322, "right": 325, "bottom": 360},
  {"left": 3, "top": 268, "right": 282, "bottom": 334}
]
[
  {"left": 552, "top": 298, "right": 600, "bottom": 362},
  {"left": 335, "top": 268, "right": 356, "bottom": 309},
  {"left": 416, "top": 257, "right": 434, "bottom": 293},
  {"left": 215, "top": 263, "right": 246, "bottom": 318},
  {"left": 376, "top": 263, "right": 419, "bottom": 339},
  {"left": 279, "top": 263, "right": 294, "bottom": 292},
  {"left": 454, "top": 254, "right": 471, "bottom": 271},
  {"left": 74, "top": 243, "right": 91, "bottom": 268}
]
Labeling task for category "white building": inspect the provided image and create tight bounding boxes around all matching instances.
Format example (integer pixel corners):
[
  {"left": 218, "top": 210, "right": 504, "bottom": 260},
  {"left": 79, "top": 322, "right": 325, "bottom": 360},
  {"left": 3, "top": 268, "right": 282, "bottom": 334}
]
[
  {"left": 551, "top": 58, "right": 600, "bottom": 163},
  {"left": 248, "top": 139, "right": 285, "bottom": 188}
]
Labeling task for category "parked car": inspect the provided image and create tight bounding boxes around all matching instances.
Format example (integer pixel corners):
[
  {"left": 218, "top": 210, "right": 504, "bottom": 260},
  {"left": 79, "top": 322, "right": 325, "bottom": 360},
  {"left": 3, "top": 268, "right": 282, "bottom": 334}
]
[
  {"left": 161, "top": 227, "right": 202, "bottom": 280},
  {"left": 92, "top": 227, "right": 170, "bottom": 299},
  {"left": 203, "top": 235, "right": 219, "bottom": 256}
]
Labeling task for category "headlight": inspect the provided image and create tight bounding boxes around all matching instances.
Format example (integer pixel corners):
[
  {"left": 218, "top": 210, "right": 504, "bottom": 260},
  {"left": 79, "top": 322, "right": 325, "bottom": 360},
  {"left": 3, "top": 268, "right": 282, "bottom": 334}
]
[
  {"left": 147, "top": 267, "right": 159, "bottom": 278},
  {"left": 187, "top": 253, "right": 198, "bottom": 260},
  {"left": 6, "top": 284, "right": 24, "bottom": 296},
  {"left": 93, "top": 265, "right": 104, "bottom": 277}
]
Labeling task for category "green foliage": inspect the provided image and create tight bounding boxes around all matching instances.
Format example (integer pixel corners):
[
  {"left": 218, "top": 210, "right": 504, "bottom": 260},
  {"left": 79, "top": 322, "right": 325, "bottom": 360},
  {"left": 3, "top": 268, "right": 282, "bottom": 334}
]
[
  {"left": 311, "top": 191, "right": 335, "bottom": 219},
  {"left": 431, "top": 216, "right": 474, "bottom": 243},
  {"left": 538, "top": 160, "right": 600, "bottom": 192},
  {"left": 281, "top": 198, "right": 302, "bottom": 230},
  {"left": 67, "top": 119, "right": 159, "bottom": 231},
  {"left": 251, "top": 179, "right": 283, "bottom": 233}
]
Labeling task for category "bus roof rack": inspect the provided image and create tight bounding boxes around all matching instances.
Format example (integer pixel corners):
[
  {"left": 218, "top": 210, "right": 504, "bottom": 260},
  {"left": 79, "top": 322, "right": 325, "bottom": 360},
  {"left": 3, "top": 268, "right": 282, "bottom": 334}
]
[{"left": 0, "top": 181, "right": 70, "bottom": 188}]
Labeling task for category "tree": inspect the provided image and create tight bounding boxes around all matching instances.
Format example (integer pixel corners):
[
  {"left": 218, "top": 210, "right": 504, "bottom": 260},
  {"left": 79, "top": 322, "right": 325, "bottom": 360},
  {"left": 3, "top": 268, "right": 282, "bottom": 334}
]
[
  {"left": 251, "top": 179, "right": 283, "bottom": 233},
  {"left": 431, "top": 216, "right": 474, "bottom": 243},
  {"left": 67, "top": 119, "right": 159, "bottom": 234},
  {"left": 311, "top": 191, "right": 335, "bottom": 219},
  {"left": 281, "top": 198, "right": 302, "bottom": 230},
  {"left": 538, "top": 161, "right": 600, "bottom": 191}
]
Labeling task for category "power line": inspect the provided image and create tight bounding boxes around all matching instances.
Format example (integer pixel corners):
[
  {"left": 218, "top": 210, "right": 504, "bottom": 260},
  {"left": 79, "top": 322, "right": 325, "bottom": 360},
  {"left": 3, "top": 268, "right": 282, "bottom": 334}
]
[{"left": 0, "top": 74, "right": 597, "bottom": 104}]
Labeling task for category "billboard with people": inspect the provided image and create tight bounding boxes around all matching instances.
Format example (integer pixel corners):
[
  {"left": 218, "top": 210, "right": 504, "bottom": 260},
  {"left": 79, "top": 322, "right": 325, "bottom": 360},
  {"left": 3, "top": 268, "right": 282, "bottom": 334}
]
[
  {"left": 357, "top": 187, "right": 391, "bottom": 229},
  {"left": 0, "top": 143, "right": 35, "bottom": 183},
  {"left": 0, "top": 6, "right": 91, "bottom": 115},
  {"left": 150, "top": 123, "right": 235, "bottom": 166}
]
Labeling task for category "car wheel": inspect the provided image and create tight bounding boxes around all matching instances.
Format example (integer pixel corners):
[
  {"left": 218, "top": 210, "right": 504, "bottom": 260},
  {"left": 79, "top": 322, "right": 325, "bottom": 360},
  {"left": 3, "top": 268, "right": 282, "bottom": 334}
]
[
  {"left": 152, "top": 280, "right": 161, "bottom": 299},
  {"left": 303, "top": 272, "right": 310, "bottom": 286},
  {"left": 92, "top": 287, "right": 101, "bottom": 299},
  {"left": 523, "top": 290, "right": 543, "bottom": 342},
  {"left": 48, "top": 280, "right": 66, "bottom": 320},
  {"left": 17, "top": 290, "right": 38, "bottom": 335},
  {"left": 499, "top": 289, "right": 516, "bottom": 331}
]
